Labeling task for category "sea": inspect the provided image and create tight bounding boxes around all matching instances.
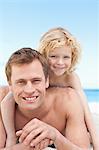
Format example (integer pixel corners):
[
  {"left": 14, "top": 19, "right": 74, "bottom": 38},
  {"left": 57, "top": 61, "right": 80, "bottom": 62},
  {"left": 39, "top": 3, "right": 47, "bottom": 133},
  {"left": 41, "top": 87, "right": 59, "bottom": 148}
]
[
  {"left": 84, "top": 89, "right": 99, "bottom": 103},
  {"left": 84, "top": 89, "right": 99, "bottom": 114},
  {"left": 0, "top": 63, "right": 99, "bottom": 103},
  {"left": 0, "top": 61, "right": 99, "bottom": 114}
]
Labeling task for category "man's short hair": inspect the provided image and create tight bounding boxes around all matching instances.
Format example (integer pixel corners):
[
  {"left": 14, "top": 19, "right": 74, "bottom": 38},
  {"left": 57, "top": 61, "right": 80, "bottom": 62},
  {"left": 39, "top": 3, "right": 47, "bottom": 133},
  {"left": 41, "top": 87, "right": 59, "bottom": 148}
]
[{"left": 5, "top": 48, "right": 49, "bottom": 84}]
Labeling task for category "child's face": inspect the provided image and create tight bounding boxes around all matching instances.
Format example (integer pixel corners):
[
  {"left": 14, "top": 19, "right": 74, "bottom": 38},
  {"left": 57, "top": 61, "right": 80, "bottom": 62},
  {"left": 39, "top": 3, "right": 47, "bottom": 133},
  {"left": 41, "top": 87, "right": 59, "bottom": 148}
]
[{"left": 48, "top": 45, "right": 72, "bottom": 76}]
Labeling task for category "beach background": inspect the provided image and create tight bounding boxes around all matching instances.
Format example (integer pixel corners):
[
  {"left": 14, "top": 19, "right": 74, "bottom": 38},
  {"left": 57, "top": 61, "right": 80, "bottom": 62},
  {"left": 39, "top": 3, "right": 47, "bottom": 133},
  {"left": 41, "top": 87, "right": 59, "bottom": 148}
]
[{"left": 0, "top": 0, "right": 99, "bottom": 133}]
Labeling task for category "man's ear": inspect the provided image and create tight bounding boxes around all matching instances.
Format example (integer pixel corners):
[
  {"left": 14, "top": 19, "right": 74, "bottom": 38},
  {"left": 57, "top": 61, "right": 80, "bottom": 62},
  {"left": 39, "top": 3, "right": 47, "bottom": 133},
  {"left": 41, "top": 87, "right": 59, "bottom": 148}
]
[
  {"left": 9, "top": 85, "right": 12, "bottom": 91},
  {"left": 45, "top": 76, "right": 49, "bottom": 88}
]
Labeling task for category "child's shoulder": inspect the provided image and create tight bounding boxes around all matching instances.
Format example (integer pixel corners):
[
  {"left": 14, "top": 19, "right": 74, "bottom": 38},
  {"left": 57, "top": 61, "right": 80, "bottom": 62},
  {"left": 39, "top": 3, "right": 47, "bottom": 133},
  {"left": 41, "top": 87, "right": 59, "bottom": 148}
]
[
  {"left": 66, "top": 72, "right": 79, "bottom": 80},
  {"left": 66, "top": 72, "right": 82, "bottom": 90}
]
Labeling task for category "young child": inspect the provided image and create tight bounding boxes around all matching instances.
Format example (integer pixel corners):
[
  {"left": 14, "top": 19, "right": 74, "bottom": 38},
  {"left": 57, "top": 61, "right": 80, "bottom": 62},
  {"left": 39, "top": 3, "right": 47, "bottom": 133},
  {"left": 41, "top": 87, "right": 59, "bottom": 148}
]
[
  {"left": 0, "top": 27, "right": 98, "bottom": 149},
  {"left": 38, "top": 27, "right": 98, "bottom": 150}
]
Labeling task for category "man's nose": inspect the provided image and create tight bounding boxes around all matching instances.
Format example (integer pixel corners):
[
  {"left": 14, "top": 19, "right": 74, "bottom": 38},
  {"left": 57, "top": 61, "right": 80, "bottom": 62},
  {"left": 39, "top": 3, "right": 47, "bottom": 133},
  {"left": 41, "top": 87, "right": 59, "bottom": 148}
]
[{"left": 24, "top": 81, "right": 35, "bottom": 93}]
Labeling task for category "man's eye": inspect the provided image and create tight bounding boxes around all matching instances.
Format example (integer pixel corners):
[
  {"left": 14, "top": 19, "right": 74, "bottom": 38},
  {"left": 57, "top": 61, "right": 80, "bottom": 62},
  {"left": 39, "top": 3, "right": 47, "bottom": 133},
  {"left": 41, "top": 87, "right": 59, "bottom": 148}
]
[
  {"left": 32, "top": 80, "right": 41, "bottom": 84},
  {"left": 17, "top": 81, "right": 25, "bottom": 85},
  {"left": 35, "top": 80, "right": 41, "bottom": 82}
]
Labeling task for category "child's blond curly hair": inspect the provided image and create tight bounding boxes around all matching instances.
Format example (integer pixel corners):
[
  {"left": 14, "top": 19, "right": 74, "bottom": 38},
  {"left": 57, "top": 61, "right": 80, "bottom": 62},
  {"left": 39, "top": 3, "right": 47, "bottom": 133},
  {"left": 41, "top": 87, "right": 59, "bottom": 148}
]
[{"left": 38, "top": 27, "right": 81, "bottom": 73}]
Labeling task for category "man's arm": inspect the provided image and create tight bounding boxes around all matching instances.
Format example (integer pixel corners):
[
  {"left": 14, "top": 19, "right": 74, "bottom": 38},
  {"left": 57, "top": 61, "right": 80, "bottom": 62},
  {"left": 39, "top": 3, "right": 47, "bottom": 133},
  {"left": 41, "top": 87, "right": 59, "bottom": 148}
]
[
  {"left": 68, "top": 73, "right": 99, "bottom": 149},
  {"left": 15, "top": 118, "right": 90, "bottom": 150},
  {"left": 53, "top": 88, "right": 90, "bottom": 150}
]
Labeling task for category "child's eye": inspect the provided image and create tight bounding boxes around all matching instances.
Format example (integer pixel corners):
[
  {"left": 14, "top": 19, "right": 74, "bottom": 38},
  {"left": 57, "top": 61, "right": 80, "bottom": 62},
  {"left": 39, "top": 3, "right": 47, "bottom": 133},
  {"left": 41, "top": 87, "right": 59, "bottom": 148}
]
[
  {"left": 49, "top": 55, "right": 58, "bottom": 58},
  {"left": 64, "top": 56, "right": 70, "bottom": 59},
  {"left": 50, "top": 55, "right": 56, "bottom": 58}
]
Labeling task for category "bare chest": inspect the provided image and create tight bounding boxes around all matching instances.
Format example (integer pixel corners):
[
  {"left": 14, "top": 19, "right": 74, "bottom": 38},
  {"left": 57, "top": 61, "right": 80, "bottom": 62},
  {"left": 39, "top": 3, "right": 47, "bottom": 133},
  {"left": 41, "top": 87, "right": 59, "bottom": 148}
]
[
  {"left": 15, "top": 108, "right": 66, "bottom": 135},
  {"left": 42, "top": 110, "right": 66, "bottom": 134}
]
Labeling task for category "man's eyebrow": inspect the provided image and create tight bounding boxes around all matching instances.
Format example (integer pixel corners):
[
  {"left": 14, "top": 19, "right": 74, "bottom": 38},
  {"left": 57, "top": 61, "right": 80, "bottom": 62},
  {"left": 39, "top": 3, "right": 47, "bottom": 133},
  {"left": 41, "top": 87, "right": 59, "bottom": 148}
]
[
  {"left": 15, "top": 79, "right": 25, "bottom": 83},
  {"left": 15, "top": 77, "right": 43, "bottom": 82}
]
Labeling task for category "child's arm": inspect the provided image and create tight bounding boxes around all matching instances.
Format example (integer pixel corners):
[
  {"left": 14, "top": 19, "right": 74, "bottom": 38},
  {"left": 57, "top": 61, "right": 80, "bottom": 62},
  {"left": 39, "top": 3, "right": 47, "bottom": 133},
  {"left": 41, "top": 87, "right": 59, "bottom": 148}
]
[
  {"left": 0, "top": 86, "right": 16, "bottom": 147},
  {"left": 67, "top": 72, "right": 99, "bottom": 150},
  {"left": 0, "top": 86, "right": 9, "bottom": 100}
]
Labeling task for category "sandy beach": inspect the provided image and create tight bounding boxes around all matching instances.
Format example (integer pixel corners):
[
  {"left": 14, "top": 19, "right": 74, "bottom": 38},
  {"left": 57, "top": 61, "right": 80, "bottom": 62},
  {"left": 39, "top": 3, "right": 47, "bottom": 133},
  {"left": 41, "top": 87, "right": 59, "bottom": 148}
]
[
  {"left": 89, "top": 102, "right": 99, "bottom": 115},
  {"left": 89, "top": 102, "right": 99, "bottom": 135}
]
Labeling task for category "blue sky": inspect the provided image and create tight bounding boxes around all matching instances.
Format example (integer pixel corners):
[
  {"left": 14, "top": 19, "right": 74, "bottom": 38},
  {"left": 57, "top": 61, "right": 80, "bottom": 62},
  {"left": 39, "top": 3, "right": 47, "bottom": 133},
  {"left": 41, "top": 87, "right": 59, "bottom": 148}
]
[{"left": 0, "top": 0, "right": 99, "bottom": 89}]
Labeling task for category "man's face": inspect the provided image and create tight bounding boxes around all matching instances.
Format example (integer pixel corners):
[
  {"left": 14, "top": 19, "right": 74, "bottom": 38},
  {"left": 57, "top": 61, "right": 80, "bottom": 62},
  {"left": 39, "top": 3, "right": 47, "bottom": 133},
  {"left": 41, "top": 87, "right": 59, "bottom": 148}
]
[{"left": 10, "top": 59, "right": 49, "bottom": 111}]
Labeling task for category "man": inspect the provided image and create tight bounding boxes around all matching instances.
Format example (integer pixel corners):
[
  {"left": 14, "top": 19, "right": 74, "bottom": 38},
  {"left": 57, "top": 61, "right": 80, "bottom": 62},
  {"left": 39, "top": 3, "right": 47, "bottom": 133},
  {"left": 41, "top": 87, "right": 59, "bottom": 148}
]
[{"left": 0, "top": 48, "right": 90, "bottom": 150}]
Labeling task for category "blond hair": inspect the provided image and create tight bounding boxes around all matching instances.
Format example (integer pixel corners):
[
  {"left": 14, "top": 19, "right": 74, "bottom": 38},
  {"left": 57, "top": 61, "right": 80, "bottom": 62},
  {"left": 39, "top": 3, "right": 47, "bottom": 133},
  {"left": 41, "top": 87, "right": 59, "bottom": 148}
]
[{"left": 38, "top": 27, "right": 81, "bottom": 73}]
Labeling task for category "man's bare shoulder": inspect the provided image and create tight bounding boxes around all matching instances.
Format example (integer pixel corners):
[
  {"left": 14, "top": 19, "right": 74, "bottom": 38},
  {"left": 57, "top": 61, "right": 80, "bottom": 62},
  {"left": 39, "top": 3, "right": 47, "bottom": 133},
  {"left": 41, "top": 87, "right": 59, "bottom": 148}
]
[
  {"left": 0, "top": 85, "right": 9, "bottom": 102},
  {"left": 47, "top": 87, "right": 79, "bottom": 105},
  {"left": 47, "top": 86, "right": 78, "bottom": 99},
  {"left": 46, "top": 87, "right": 83, "bottom": 112}
]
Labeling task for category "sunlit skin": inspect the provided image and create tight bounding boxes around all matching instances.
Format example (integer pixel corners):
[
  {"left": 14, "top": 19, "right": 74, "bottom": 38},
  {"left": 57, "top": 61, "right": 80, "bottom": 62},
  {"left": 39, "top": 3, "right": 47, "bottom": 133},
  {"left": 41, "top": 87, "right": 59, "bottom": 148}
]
[
  {"left": 10, "top": 60, "right": 49, "bottom": 114},
  {"left": 11, "top": 60, "right": 90, "bottom": 149},
  {"left": 48, "top": 45, "right": 72, "bottom": 77},
  {"left": 47, "top": 45, "right": 72, "bottom": 87},
  {"left": 0, "top": 59, "right": 90, "bottom": 150},
  {"left": 0, "top": 28, "right": 98, "bottom": 149},
  {"left": 9, "top": 59, "right": 90, "bottom": 149}
]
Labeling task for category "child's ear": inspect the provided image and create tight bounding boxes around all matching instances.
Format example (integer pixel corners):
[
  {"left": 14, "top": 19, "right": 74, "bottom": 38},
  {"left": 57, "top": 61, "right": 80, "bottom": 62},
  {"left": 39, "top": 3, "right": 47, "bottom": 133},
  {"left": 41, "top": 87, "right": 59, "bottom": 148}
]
[{"left": 45, "top": 76, "right": 49, "bottom": 88}]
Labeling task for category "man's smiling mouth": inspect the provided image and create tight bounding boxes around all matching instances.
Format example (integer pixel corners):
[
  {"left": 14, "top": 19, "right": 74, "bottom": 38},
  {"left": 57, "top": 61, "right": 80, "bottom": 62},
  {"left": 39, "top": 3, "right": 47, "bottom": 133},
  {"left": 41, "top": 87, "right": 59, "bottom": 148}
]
[{"left": 23, "top": 96, "right": 39, "bottom": 101}]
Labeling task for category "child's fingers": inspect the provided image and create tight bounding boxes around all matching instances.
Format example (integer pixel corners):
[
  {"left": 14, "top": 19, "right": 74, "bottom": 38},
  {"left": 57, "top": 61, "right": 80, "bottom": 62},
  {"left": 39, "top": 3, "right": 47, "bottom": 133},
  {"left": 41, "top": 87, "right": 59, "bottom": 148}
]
[{"left": 16, "top": 130, "right": 22, "bottom": 137}]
